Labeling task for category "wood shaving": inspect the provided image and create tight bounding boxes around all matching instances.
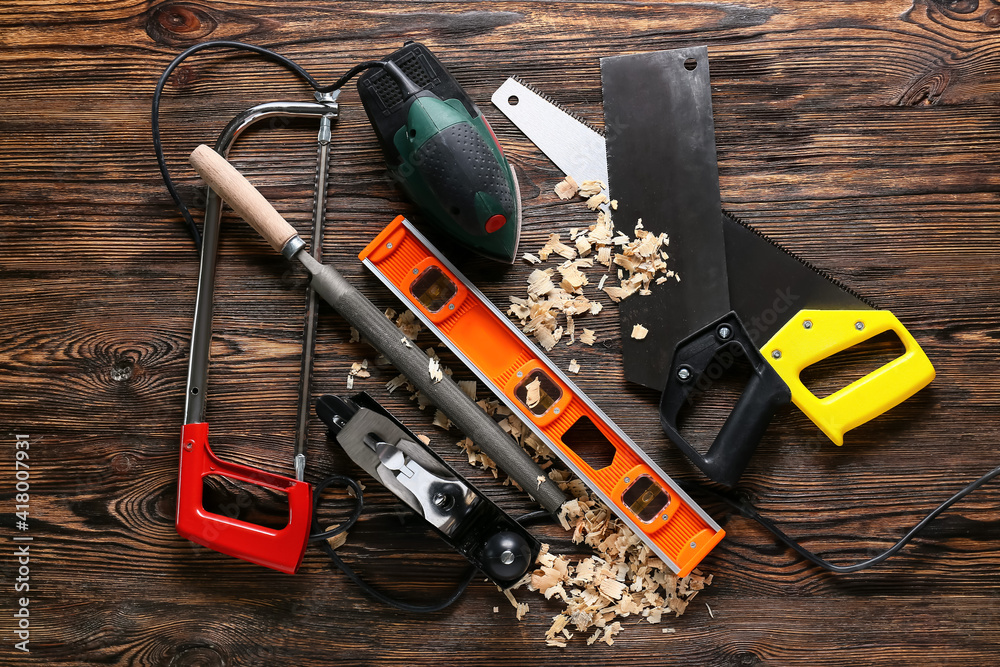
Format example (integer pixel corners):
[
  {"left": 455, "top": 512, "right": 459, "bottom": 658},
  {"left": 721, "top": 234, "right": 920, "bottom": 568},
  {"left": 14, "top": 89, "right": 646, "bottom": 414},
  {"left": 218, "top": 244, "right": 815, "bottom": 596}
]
[
  {"left": 539, "top": 233, "right": 577, "bottom": 261},
  {"left": 524, "top": 377, "right": 542, "bottom": 408},
  {"left": 325, "top": 529, "right": 348, "bottom": 550},
  {"left": 631, "top": 324, "right": 649, "bottom": 340},
  {"left": 385, "top": 374, "right": 410, "bottom": 393},
  {"left": 522, "top": 252, "right": 542, "bottom": 265},
  {"left": 428, "top": 357, "right": 443, "bottom": 383},
  {"left": 416, "top": 434, "right": 431, "bottom": 445},
  {"left": 458, "top": 380, "right": 476, "bottom": 401},
  {"left": 347, "top": 359, "right": 371, "bottom": 388},
  {"left": 349, "top": 327, "right": 360, "bottom": 343},
  {"left": 568, "top": 359, "right": 581, "bottom": 374},
  {"left": 432, "top": 410, "right": 451, "bottom": 430},
  {"left": 395, "top": 309, "right": 423, "bottom": 340},
  {"left": 577, "top": 180, "right": 605, "bottom": 197},
  {"left": 579, "top": 329, "right": 596, "bottom": 346},
  {"left": 586, "top": 193, "right": 608, "bottom": 210},
  {"left": 554, "top": 174, "right": 579, "bottom": 199}
]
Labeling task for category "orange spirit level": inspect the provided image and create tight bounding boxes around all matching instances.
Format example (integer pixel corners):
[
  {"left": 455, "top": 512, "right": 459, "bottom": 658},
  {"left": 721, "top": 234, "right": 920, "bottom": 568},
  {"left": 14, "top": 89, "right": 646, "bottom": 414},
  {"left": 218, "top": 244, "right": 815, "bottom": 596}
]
[{"left": 360, "top": 216, "right": 724, "bottom": 576}]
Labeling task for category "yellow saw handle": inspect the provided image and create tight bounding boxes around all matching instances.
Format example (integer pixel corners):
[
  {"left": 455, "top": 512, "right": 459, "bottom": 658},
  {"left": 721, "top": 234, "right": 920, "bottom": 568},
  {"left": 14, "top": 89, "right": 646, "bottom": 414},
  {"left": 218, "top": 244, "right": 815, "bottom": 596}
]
[{"left": 763, "top": 309, "right": 935, "bottom": 445}]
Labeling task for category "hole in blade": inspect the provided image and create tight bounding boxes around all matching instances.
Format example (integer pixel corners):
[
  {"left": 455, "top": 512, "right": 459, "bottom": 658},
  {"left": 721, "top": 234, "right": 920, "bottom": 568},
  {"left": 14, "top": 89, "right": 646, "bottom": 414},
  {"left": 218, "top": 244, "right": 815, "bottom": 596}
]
[
  {"left": 676, "top": 344, "right": 754, "bottom": 457},
  {"left": 560, "top": 414, "right": 617, "bottom": 471},
  {"left": 202, "top": 475, "right": 289, "bottom": 530},
  {"left": 684, "top": 58, "right": 698, "bottom": 71},
  {"left": 800, "top": 330, "right": 906, "bottom": 399},
  {"left": 410, "top": 265, "right": 457, "bottom": 313},
  {"left": 507, "top": 95, "right": 519, "bottom": 106}
]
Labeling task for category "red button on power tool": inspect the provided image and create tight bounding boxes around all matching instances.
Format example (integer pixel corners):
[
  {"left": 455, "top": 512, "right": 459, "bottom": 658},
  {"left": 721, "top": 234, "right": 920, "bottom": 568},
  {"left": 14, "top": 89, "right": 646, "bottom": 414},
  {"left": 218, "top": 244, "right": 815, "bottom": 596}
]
[{"left": 485, "top": 214, "right": 506, "bottom": 233}]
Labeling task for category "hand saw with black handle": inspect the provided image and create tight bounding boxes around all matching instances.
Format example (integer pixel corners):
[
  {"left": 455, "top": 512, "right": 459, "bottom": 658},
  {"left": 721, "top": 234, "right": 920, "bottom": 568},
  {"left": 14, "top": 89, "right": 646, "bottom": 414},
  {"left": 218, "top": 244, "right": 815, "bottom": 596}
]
[{"left": 491, "top": 50, "right": 934, "bottom": 487}]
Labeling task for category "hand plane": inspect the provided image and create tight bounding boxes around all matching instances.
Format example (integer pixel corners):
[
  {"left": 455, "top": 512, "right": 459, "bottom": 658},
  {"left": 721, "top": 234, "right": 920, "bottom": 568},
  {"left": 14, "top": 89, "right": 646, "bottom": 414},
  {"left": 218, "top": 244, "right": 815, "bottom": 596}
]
[{"left": 317, "top": 392, "right": 540, "bottom": 589}]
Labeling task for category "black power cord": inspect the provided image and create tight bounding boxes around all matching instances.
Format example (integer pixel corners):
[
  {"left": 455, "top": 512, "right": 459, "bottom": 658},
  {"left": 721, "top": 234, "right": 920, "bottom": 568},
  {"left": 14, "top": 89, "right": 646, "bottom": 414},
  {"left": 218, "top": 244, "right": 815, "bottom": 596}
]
[
  {"left": 679, "top": 463, "right": 1000, "bottom": 573},
  {"left": 309, "top": 475, "right": 554, "bottom": 613},
  {"left": 152, "top": 40, "right": 384, "bottom": 250}
]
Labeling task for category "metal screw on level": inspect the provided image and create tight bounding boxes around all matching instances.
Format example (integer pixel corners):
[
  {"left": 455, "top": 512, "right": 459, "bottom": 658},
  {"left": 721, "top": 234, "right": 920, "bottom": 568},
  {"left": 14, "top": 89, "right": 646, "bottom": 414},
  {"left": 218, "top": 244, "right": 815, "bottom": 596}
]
[
  {"left": 386, "top": 242, "right": 393, "bottom": 249},
  {"left": 516, "top": 371, "right": 523, "bottom": 378},
  {"left": 500, "top": 550, "right": 515, "bottom": 565},
  {"left": 690, "top": 541, "right": 697, "bottom": 549},
  {"left": 553, "top": 407, "right": 560, "bottom": 414},
  {"left": 677, "top": 367, "right": 691, "bottom": 381},
  {"left": 412, "top": 268, "right": 419, "bottom": 274},
  {"left": 448, "top": 303, "right": 455, "bottom": 310},
  {"left": 772, "top": 349, "right": 782, "bottom": 359},
  {"left": 433, "top": 493, "right": 449, "bottom": 508},
  {"left": 803, "top": 320, "right": 812, "bottom": 329},
  {"left": 717, "top": 325, "right": 732, "bottom": 340},
  {"left": 624, "top": 477, "right": 631, "bottom": 484},
  {"left": 855, "top": 321, "right": 865, "bottom": 331},
  {"left": 661, "top": 514, "right": 669, "bottom": 521}
]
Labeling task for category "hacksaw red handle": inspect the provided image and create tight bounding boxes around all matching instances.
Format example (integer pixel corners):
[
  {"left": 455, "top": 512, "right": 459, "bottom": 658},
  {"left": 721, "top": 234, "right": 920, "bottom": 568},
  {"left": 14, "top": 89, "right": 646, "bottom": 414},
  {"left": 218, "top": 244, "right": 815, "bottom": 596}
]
[{"left": 176, "top": 423, "right": 312, "bottom": 574}]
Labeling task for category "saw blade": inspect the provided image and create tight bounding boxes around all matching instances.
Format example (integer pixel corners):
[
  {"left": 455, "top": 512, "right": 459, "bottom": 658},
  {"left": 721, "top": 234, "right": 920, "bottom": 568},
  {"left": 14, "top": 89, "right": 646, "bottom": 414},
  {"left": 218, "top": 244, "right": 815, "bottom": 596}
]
[
  {"left": 492, "top": 77, "right": 608, "bottom": 194},
  {"left": 490, "top": 73, "right": 877, "bottom": 379},
  {"left": 601, "top": 46, "right": 730, "bottom": 390}
]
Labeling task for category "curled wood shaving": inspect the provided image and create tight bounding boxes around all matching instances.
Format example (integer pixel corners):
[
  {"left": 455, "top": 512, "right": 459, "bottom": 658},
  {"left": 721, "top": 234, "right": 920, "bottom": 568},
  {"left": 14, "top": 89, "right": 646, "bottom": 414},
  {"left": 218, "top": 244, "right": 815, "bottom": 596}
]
[
  {"left": 577, "top": 180, "right": 605, "bottom": 197},
  {"left": 586, "top": 193, "right": 608, "bottom": 210},
  {"left": 428, "top": 357, "right": 443, "bottom": 383},
  {"left": 325, "top": 528, "right": 348, "bottom": 550},
  {"left": 432, "top": 410, "right": 451, "bottom": 430},
  {"left": 540, "top": 233, "right": 577, "bottom": 261},
  {"left": 458, "top": 380, "right": 477, "bottom": 401},
  {"left": 554, "top": 175, "right": 579, "bottom": 200},
  {"left": 395, "top": 309, "right": 423, "bottom": 340},
  {"left": 524, "top": 377, "right": 542, "bottom": 408},
  {"left": 385, "top": 374, "right": 410, "bottom": 393}
]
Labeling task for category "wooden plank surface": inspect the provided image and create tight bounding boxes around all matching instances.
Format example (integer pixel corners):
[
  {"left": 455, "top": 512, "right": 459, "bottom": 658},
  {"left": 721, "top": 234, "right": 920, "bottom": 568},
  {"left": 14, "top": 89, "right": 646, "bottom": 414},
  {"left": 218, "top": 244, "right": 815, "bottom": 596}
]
[{"left": 2, "top": 0, "right": 999, "bottom": 664}]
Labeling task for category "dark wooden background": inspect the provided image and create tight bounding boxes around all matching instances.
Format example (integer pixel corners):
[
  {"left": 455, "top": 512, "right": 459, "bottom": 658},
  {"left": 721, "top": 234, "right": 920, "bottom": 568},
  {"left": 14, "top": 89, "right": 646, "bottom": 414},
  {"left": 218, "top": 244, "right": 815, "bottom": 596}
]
[{"left": 2, "top": 0, "right": 999, "bottom": 664}]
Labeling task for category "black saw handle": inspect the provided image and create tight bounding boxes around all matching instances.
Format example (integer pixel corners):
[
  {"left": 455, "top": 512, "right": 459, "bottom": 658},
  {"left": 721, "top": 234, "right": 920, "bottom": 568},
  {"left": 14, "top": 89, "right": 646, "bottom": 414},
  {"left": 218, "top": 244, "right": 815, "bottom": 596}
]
[{"left": 659, "top": 311, "right": 791, "bottom": 487}]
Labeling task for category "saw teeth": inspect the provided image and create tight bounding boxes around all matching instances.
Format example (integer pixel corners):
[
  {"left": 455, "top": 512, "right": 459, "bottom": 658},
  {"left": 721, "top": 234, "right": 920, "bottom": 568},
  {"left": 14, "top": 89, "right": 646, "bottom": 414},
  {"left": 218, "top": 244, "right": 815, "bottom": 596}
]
[
  {"left": 721, "top": 208, "right": 879, "bottom": 310},
  {"left": 510, "top": 75, "right": 606, "bottom": 137}
]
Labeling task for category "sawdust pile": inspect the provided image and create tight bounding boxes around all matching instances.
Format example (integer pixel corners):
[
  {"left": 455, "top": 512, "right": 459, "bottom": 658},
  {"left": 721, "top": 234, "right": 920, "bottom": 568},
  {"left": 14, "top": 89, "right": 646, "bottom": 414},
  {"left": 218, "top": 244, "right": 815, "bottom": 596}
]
[
  {"left": 509, "top": 178, "right": 676, "bottom": 351},
  {"left": 498, "top": 443, "right": 713, "bottom": 647}
]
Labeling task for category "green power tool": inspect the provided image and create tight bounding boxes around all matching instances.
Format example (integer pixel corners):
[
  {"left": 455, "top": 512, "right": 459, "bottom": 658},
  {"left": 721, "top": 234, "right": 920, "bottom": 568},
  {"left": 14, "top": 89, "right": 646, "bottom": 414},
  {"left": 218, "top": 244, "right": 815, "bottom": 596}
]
[{"left": 358, "top": 42, "right": 522, "bottom": 263}]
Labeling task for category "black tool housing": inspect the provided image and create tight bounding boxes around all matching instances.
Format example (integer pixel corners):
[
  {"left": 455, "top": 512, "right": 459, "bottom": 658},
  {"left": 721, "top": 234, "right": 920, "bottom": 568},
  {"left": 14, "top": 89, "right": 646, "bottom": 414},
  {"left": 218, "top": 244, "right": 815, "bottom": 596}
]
[
  {"left": 659, "top": 312, "right": 792, "bottom": 487},
  {"left": 357, "top": 41, "right": 479, "bottom": 160},
  {"left": 317, "top": 392, "right": 540, "bottom": 589}
]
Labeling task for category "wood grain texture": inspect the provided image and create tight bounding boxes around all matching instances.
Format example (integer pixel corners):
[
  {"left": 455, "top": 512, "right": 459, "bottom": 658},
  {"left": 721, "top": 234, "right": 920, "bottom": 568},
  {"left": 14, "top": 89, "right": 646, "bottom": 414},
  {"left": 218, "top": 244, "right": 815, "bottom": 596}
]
[{"left": 2, "top": 0, "right": 999, "bottom": 664}]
